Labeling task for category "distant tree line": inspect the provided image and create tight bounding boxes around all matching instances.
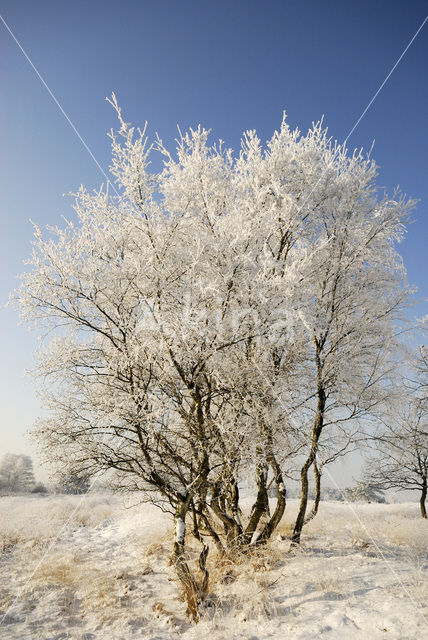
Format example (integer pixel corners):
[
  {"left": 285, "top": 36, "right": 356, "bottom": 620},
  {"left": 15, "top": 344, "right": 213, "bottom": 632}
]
[
  {"left": 0, "top": 453, "right": 91, "bottom": 495},
  {"left": 0, "top": 453, "right": 37, "bottom": 494},
  {"left": 277, "top": 482, "right": 386, "bottom": 504}
]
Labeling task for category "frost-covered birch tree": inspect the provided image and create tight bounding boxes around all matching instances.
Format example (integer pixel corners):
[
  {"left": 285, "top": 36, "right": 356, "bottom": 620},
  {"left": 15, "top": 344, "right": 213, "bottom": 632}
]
[
  {"left": 230, "top": 120, "right": 413, "bottom": 543},
  {"left": 14, "top": 98, "right": 414, "bottom": 613},
  {"left": 279, "top": 129, "right": 413, "bottom": 543}
]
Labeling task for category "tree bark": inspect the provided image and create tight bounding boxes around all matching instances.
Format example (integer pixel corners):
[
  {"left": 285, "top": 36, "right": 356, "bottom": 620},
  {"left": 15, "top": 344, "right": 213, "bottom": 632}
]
[
  {"left": 210, "top": 481, "right": 243, "bottom": 546},
  {"left": 420, "top": 479, "right": 427, "bottom": 519},
  {"left": 230, "top": 477, "right": 244, "bottom": 542},
  {"left": 242, "top": 463, "right": 269, "bottom": 545},
  {"left": 256, "top": 451, "right": 286, "bottom": 544},
  {"left": 304, "top": 458, "right": 322, "bottom": 525},
  {"left": 190, "top": 503, "right": 210, "bottom": 594},
  {"left": 198, "top": 509, "right": 225, "bottom": 555},
  {"left": 173, "top": 499, "right": 205, "bottom": 621},
  {"left": 291, "top": 377, "right": 326, "bottom": 546}
]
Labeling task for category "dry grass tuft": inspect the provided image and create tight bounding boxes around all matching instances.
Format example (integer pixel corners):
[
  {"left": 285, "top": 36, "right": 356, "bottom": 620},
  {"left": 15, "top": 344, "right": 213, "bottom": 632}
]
[
  {"left": 407, "top": 565, "right": 428, "bottom": 609},
  {"left": 0, "top": 531, "right": 22, "bottom": 553},
  {"left": 145, "top": 542, "right": 163, "bottom": 557},
  {"left": 196, "top": 541, "right": 284, "bottom": 624},
  {"left": 32, "top": 553, "right": 78, "bottom": 587},
  {"left": 29, "top": 551, "right": 150, "bottom": 624}
]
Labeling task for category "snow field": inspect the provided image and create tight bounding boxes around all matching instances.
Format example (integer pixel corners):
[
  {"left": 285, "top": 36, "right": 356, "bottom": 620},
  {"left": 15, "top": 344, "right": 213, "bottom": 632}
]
[{"left": 0, "top": 494, "right": 427, "bottom": 639}]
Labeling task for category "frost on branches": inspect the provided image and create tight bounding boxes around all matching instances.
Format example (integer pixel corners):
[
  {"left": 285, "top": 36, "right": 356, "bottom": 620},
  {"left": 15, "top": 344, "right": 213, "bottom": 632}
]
[{"left": 14, "top": 96, "right": 415, "bottom": 614}]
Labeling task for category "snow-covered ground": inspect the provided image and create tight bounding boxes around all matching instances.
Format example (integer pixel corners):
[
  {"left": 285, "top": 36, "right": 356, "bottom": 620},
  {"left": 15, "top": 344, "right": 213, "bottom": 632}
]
[{"left": 0, "top": 494, "right": 427, "bottom": 639}]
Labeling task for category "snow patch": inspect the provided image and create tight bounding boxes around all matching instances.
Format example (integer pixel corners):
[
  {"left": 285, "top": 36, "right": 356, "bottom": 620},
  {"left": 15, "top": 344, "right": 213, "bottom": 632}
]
[{"left": 0, "top": 495, "right": 427, "bottom": 639}]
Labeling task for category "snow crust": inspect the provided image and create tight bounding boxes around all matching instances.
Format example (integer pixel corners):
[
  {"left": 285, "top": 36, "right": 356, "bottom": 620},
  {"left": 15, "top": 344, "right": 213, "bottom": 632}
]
[{"left": 0, "top": 494, "right": 427, "bottom": 639}]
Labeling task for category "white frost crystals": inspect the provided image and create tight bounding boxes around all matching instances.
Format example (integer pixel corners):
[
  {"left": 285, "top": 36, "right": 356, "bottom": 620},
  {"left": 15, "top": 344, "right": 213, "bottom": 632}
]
[{"left": 12, "top": 98, "right": 417, "bottom": 615}]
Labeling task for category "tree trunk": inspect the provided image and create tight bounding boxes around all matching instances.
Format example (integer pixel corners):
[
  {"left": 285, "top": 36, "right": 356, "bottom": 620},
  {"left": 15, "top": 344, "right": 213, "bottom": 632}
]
[
  {"left": 291, "top": 458, "right": 312, "bottom": 546},
  {"left": 304, "top": 458, "right": 322, "bottom": 525},
  {"left": 210, "top": 482, "right": 243, "bottom": 546},
  {"left": 199, "top": 510, "right": 225, "bottom": 556},
  {"left": 173, "top": 501, "right": 203, "bottom": 621},
  {"left": 420, "top": 479, "right": 427, "bottom": 519},
  {"left": 256, "top": 451, "right": 286, "bottom": 544},
  {"left": 230, "top": 477, "right": 244, "bottom": 542},
  {"left": 190, "top": 504, "right": 210, "bottom": 594},
  {"left": 291, "top": 378, "right": 325, "bottom": 546},
  {"left": 242, "top": 463, "right": 269, "bottom": 545}
]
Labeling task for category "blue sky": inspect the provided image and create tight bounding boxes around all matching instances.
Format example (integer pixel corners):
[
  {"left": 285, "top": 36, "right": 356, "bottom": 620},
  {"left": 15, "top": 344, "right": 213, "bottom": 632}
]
[{"left": 1, "top": 0, "right": 427, "bottom": 481}]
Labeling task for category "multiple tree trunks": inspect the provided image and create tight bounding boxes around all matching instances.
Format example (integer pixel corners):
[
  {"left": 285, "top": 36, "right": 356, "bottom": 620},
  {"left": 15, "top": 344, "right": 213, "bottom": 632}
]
[
  {"left": 15, "top": 102, "right": 422, "bottom": 620},
  {"left": 168, "top": 449, "right": 290, "bottom": 618}
]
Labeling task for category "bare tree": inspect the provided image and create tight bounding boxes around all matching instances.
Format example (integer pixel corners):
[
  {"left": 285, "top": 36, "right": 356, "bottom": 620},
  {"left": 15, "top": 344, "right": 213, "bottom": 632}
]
[{"left": 364, "top": 392, "right": 428, "bottom": 518}]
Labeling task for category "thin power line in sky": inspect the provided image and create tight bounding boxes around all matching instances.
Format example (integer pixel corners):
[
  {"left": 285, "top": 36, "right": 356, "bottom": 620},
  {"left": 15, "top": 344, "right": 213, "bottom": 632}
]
[
  {"left": 344, "top": 14, "right": 428, "bottom": 145},
  {"left": 0, "top": 13, "right": 118, "bottom": 196},
  {"left": 1, "top": 12, "right": 427, "bottom": 176}
]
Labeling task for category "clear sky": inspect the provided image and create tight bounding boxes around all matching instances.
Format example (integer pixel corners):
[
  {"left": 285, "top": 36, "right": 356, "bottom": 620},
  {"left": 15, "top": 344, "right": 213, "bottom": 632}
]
[{"left": 1, "top": 0, "right": 427, "bottom": 484}]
